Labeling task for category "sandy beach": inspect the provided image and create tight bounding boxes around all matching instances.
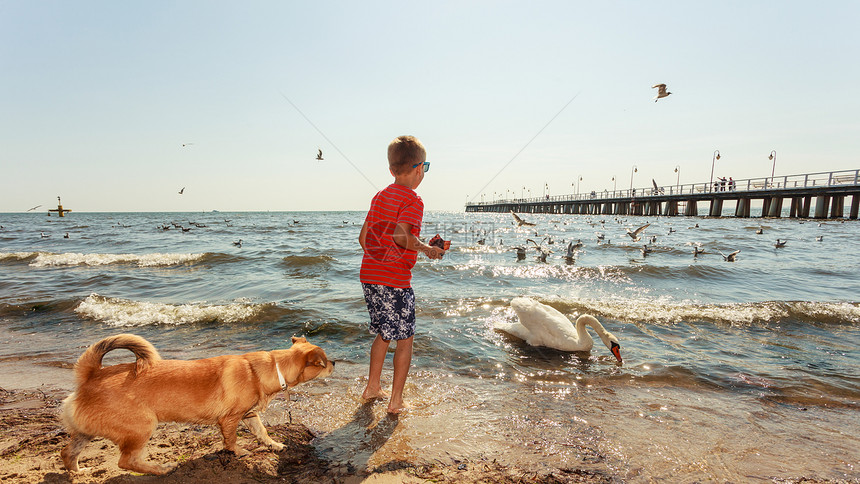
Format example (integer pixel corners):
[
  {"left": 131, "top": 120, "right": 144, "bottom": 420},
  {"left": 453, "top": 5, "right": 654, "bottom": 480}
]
[{"left": 0, "top": 387, "right": 614, "bottom": 484}]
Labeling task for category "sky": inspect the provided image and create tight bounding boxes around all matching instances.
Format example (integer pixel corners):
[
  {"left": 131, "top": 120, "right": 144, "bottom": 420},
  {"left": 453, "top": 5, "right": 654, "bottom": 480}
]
[{"left": 2, "top": 1, "right": 859, "bottom": 212}]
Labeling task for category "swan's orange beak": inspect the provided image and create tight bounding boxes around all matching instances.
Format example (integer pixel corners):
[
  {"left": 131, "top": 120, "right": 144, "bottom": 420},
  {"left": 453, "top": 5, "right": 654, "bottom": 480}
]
[{"left": 610, "top": 342, "right": 622, "bottom": 363}]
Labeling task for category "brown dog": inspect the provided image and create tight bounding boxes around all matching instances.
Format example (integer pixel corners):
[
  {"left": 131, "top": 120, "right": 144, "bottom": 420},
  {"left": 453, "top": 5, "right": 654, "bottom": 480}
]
[{"left": 60, "top": 334, "right": 334, "bottom": 475}]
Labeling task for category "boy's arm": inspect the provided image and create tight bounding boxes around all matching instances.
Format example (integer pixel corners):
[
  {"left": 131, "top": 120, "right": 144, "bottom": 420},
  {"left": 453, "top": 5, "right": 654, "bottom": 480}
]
[
  {"left": 359, "top": 220, "right": 369, "bottom": 251},
  {"left": 393, "top": 222, "right": 445, "bottom": 259}
]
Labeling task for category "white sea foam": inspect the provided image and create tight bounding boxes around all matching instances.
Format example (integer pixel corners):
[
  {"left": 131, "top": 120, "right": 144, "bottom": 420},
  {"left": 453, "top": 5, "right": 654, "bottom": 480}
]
[
  {"left": 27, "top": 252, "right": 206, "bottom": 268},
  {"left": 561, "top": 297, "right": 860, "bottom": 326},
  {"left": 75, "top": 294, "right": 265, "bottom": 326}
]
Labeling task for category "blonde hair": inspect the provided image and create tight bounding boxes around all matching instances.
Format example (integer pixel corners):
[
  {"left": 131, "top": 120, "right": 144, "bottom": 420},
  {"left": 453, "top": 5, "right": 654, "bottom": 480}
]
[{"left": 388, "top": 135, "right": 426, "bottom": 175}]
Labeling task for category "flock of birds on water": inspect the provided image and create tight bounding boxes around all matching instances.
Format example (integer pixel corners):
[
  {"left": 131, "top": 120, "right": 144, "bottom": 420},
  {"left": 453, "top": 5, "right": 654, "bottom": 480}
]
[
  {"left": 14, "top": 207, "right": 833, "bottom": 262},
  {"left": 481, "top": 210, "right": 830, "bottom": 265}
]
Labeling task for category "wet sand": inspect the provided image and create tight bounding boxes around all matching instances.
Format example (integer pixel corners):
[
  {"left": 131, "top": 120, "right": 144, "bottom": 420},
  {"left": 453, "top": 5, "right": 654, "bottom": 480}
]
[{"left": 0, "top": 387, "right": 612, "bottom": 483}]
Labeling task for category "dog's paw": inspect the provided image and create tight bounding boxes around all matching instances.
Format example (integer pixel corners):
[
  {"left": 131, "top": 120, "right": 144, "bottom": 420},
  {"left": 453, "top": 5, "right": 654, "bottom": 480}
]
[
  {"left": 233, "top": 447, "right": 251, "bottom": 458},
  {"left": 269, "top": 441, "right": 285, "bottom": 451}
]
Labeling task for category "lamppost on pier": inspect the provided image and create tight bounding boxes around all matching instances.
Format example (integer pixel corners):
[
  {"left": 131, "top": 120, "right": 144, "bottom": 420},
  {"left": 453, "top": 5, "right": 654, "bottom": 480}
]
[
  {"left": 611, "top": 176, "right": 616, "bottom": 192},
  {"left": 710, "top": 150, "right": 720, "bottom": 192},
  {"left": 674, "top": 165, "right": 681, "bottom": 190},
  {"left": 521, "top": 186, "right": 526, "bottom": 199},
  {"left": 768, "top": 150, "right": 777, "bottom": 187},
  {"left": 543, "top": 183, "right": 549, "bottom": 198},
  {"left": 630, "top": 166, "right": 638, "bottom": 193}
]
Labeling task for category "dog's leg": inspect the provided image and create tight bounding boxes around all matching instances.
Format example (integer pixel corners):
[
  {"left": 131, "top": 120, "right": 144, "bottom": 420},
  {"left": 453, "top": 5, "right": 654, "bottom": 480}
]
[
  {"left": 219, "top": 413, "right": 249, "bottom": 456},
  {"left": 116, "top": 434, "right": 175, "bottom": 475},
  {"left": 244, "top": 412, "right": 284, "bottom": 451},
  {"left": 61, "top": 432, "right": 93, "bottom": 472}
]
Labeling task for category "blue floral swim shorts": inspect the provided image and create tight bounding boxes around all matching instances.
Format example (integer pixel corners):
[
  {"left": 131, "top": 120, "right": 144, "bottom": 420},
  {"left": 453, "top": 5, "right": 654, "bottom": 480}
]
[{"left": 362, "top": 283, "right": 416, "bottom": 341}]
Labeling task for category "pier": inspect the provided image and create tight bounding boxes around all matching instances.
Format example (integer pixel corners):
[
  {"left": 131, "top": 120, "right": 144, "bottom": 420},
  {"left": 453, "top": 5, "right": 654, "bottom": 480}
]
[{"left": 465, "top": 169, "right": 860, "bottom": 219}]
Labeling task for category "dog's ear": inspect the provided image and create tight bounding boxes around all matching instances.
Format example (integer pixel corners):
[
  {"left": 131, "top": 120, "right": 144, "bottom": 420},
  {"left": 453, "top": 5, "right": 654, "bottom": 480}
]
[
  {"left": 291, "top": 336, "right": 308, "bottom": 345},
  {"left": 306, "top": 348, "right": 328, "bottom": 368}
]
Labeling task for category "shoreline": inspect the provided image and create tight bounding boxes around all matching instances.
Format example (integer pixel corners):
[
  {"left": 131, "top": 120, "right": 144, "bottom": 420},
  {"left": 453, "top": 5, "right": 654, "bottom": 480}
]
[{"left": 0, "top": 387, "right": 612, "bottom": 483}]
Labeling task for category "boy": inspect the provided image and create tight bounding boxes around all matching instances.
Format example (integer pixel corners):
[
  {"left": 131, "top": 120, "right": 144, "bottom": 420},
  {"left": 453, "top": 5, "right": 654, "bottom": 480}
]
[{"left": 358, "top": 135, "right": 445, "bottom": 414}]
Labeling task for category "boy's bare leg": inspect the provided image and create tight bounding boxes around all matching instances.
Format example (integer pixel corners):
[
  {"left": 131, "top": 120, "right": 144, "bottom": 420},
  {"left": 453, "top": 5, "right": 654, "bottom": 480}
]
[
  {"left": 388, "top": 336, "right": 413, "bottom": 414},
  {"left": 362, "top": 334, "right": 390, "bottom": 400}
]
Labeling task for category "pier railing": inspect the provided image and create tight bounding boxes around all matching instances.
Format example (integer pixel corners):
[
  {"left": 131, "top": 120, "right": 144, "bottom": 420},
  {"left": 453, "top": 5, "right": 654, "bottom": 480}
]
[{"left": 468, "top": 169, "right": 860, "bottom": 206}]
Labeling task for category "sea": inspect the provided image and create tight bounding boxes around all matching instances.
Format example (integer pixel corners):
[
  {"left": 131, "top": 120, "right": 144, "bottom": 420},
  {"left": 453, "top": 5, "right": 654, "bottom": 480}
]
[{"left": 1, "top": 210, "right": 858, "bottom": 482}]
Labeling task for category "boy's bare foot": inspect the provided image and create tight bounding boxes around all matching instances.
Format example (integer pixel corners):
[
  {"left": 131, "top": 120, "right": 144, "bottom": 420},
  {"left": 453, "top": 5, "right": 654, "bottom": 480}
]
[
  {"left": 361, "top": 386, "right": 389, "bottom": 401},
  {"left": 387, "top": 398, "right": 411, "bottom": 415}
]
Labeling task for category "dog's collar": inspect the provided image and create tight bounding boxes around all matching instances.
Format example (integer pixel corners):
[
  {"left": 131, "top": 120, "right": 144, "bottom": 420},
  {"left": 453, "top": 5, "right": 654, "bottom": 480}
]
[{"left": 275, "top": 362, "right": 287, "bottom": 390}]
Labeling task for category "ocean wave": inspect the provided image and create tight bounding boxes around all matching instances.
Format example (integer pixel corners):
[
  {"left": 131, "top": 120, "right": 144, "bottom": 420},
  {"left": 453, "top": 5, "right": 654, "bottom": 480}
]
[
  {"left": 464, "top": 296, "right": 860, "bottom": 327},
  {"left": 0, "top": 252, "right": 40, "bottom": 264},
  {"left": 1, "top": 251, "right": 225, "bottom": 268},
  {"left": 427, "top": 259, "right": 728, "bottom": 284},
  {"left": 281, "top": 254, "right": 336, "bottom": 268},
  {"left": 543, "top": 297, "right": 860, "bottom": 327},
  {"left": 74, "top": 293, "right": 282, "bottom": 327}
]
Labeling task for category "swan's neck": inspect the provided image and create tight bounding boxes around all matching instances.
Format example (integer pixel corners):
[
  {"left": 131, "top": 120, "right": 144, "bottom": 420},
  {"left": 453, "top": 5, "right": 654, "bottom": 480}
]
[{"left": 575, "top": 315, "right": 609, "bottom": 346}]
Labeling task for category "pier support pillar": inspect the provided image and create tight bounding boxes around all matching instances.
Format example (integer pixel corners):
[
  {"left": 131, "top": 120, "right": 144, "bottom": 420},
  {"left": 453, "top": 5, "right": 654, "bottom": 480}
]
[
  {"left": 709, "top": 199, "right": 723, "bottom": 217},
  {"left": 684, "top": 200, "right": 698, "bottom": 216},
  {"left": 767, "top": 197, "right": 783, "bottom": 217},
  {"left": 789, "top": 198, "right": 800, "bottom": 218},
  {"left": 851, "top": 195, "right": 860, "bottom": 220},
  {"left": 801, "top": 197, "right": 812, "bottom": 218},
  {"left": 830, "top": 196, "right": 844, "bottom": 219},
  {"left": 735, "top": 198, "right": 750, "bottom": 218},
  {"left": 663, "top": 200, "right": 678, "bottom": 216},
  {"left": 814, "top": 196, "right": 830, "bottom": 219}
]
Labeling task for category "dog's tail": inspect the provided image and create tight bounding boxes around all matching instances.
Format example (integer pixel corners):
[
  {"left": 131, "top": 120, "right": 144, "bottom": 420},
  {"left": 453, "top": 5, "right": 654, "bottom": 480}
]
[{"left": 74, "top": 334, "right": 162, "bottom": 386}]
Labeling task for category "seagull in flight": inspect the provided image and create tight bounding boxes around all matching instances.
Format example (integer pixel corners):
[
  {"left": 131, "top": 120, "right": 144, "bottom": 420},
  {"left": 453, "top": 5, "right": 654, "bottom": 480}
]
[
  {"left": 652, "top": 83, "right": 672, "bottom": 102},
  {"left": 565, "top": 240, "right": 582, "bottom": 260},
  {"left": 719, "top": 250, "right": 740, "bottom": 262},
  {"left": 316, "top": 149, "right": 324, "bottom": 161},
  {"left": 510, "top": 211, "right": 536, "bottom": 227},
  {"left": 626, "top": 223, "right": 650, "bottom": 242},
  {"left": 178, "top": 187, "right": 185, "bottom": 195},
  {"left": 26, "top": 205, "right": 42, "bottom": 212},
  {"left": 526, "top": 238, "right": 552, "bottom": 262}
]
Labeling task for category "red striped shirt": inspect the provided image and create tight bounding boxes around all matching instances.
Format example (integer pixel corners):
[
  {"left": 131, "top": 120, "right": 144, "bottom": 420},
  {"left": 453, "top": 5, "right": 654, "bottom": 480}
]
[{"left": 360, "top": 183, "right": 424, "bottom": 288}]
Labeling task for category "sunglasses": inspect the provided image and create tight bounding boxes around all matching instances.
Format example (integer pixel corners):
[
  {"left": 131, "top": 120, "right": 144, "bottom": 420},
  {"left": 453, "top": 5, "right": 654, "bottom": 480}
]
[{"left": 412, "top": 161, "right": 430, "bottom": 173}]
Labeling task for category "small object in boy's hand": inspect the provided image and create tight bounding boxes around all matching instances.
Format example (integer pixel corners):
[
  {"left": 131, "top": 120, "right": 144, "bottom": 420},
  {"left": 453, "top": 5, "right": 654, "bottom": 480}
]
[{"left": 428, "top": 234, "right": 451, "bottom": 250}]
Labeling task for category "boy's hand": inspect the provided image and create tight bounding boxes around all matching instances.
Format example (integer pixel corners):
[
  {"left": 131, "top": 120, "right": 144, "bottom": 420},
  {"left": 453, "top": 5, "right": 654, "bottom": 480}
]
[{"left": 423, "top": 245, "right": 446, "bottom": 260}]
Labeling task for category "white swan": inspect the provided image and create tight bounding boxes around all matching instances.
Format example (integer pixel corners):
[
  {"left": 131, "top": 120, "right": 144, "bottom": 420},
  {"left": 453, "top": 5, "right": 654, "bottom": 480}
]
[{"left": 496, "top": 297, "right": 622, "bottom": 362}]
